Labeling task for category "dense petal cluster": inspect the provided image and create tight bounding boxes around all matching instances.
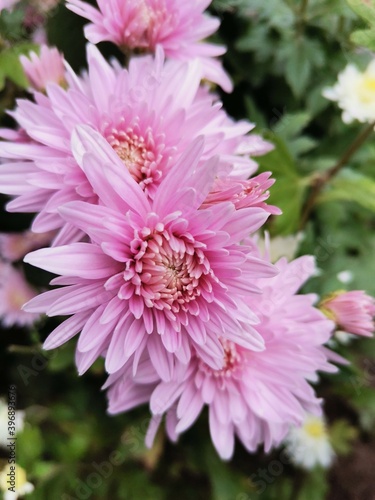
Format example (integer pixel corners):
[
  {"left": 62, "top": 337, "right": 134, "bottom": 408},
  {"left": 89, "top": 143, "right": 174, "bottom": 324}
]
[
  {"left": 0, "top": 45, "right": 268, "bottom": 245},
  {"left": 320, "top": 290, "right": 375, "bottom": 337},
  {"left": 105, "top": 252, "right": 338, "bottom": 459},
  {"left": 20, "top": 46, "right": 66, "bottom": 92},
  {"left": 24, "top": 128, "right": 275, "bottom": 381},
  {"left": 67, "top": 0, "right": 232, "bottom": 90}
]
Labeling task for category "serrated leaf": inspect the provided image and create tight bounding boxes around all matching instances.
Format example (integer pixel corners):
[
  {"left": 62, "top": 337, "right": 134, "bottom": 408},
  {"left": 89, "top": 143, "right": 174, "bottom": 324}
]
[{"left": 318, "top": 169, "right": 375, "bottom": 212}]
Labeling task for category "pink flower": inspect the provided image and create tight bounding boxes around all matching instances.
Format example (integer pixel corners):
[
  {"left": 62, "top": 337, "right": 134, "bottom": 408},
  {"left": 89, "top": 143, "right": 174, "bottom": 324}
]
[
  {"left": 320, "top": 290, "right": 375, "bottom": 337},
  {"left": 0, "top": 230, "right": 55, "bottom": 262},
  {"left": 0, "top": 45, "right": 267, "bottom": 245},
  {"left": 24, "top": 127, "right": 275, "bottom": 381},
  {"left": 202, "top": 172, "right": 281, "bottom": 214},
  {"left": 20, "top": 46, "right": 66, "bottom": 92},
  {"left": 66, "top": 0, "right": 232, "bottom": 91},
  {"left": 0, "top": 0, "right": 18, "bottom": 12},
  {"left": 0, "top": 261, "right": 39, "bottom": 327},
  {"left": 105, "top": 253, "right": 338, "bottom": 460}
]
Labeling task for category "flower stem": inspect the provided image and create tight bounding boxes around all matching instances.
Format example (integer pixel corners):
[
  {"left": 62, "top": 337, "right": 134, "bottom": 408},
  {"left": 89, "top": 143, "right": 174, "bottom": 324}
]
[{"left": 300, "top": 121, "right": 375, "bottom": 229}]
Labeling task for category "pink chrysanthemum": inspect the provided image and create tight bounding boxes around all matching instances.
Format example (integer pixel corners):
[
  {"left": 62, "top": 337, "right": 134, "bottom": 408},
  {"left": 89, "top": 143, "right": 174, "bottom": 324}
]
[
  {"left": 24, "top": 127, "right": 275, "bottom": 381},
  {"left": 202, "top": 172, "right": 281, "bottom": 214},
  {"left": 67, "top": 0, "right": 232, "bottom": 91},
  {"left": 0, "top": 230, "right": 55, "bottom": 262},
  {"left": 20, "top": 46, "right": 66, "bottom": 92},
  {"left": 320, "top": 290, "right": 375, "bottom": 337},
  {"left": 105, "top": 253, "right": 338, "bottom": 460},
  {"left": 0, "top": 261, "right": 39, "bottom": 327},
  {"left": 0, "top": 45, "right": 269, "bottom": 245}
]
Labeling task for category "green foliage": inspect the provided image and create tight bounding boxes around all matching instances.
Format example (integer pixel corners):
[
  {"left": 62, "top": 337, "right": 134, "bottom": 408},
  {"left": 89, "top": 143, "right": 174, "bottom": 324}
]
[
  {"left": 0, "top": 42, "right": 37, "bottom": 90},
  {"left": 257, "top": 134, "right": 309, "bottom": 234},
  {"left": 348, "top": 0, "right": 375, "bottom": 49},
  {"left": 318, "top": 169, "right": 375, "bottom": 212},
  {"left": 330, "top": 420, "right": 358, "bottom": 455}
]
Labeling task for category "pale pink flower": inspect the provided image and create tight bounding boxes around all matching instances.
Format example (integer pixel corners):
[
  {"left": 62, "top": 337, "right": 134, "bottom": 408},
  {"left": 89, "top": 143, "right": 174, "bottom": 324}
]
[
  {"left": 202, "top": 172, "right": 281, "bottom": 214},
  {"left": 105, "top": 253, "right": 338, "bottom": 460},
  {"left": 0, "top": 230, "right": 55, "bottom": 262},
  {"left": 0, "top": 261, "right": 39, "bottom": 327},
  {"left": 0, "top": 45, "right": 268, "bottom": 245},
  {"left": 320, "top": 290, "right": 375, "bottom": 337},
  {"left": 0, "top": 0, "right": 18, "bottom": 11},
  {"left": 20, "top": 46, "right": 66, "bottom": 92},
  {"left": 66, "top": 0, "right": 232, "bottom": 91},
  {"left": 24, "top": 127, "right": 275, "bottom": 381}
]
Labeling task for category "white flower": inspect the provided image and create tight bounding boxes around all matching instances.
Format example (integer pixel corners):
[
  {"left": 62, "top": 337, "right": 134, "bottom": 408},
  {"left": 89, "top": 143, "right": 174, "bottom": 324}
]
[
  {"left": 0, "top": 464, "right": 34, "bottom": 500},
  {"left": 0, "top": 399, "right": 25, "bottom": 448},
  {"left": 337, "top": 270, "right": 354, "bottom": 284},
  {"left": 284, "top": 414, "right": 334, "bottom": 470},
  {"left": 323, "top": 60, "right": 375, "bottom": 123}
]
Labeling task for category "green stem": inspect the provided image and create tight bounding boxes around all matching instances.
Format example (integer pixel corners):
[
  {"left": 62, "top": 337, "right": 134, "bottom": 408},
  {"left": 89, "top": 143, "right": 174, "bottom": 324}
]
[{"left": 300, "top": 120, "right": 375, "bottom": 229}]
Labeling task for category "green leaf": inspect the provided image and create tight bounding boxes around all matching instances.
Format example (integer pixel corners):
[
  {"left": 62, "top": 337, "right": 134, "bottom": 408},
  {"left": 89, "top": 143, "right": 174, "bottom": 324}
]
[
  {"left": 273, "top": 112, "right": 311, "bottom": 140},
  {"left": 257, "top": 134, "right": 309, "bottom": 234},
  {"left": 17, "top": 425, "right": 44, "bottom": 468},
  {"left": 295, "top": 468, "right": 329, "bottom": 500},
  {"left": 285, "top": 42, "right": 312, "bottom": 98},
  {"left": 204, "top": 444, "right": 246, "bottom": 500},
  {"left": 318, "top": 169, "right": 375, "bottom": 212},
  {"left": 329, "top": 419, "right": 358, "bottom": 455},
  {"left": 351, "top": 28, "right": 375, "bottom": 49},
  {"left": 0, "top": 7, "right": 25, "bottom": 41},
  {"left": 0, "top": 42, "right": 38, "bottom": 90},
  {"left": 347, "top": 0, "right": 375, "bottom": 25}
]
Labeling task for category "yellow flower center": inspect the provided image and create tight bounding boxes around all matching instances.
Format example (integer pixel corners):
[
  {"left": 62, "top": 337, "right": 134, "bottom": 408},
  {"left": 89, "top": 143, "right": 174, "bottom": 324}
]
[
  {"left": 358, "top": 74, "right": 375, "bottom": 103},
  {"left": 303, "top": 418, "right": 326, "bottom": 439},
  {"left": 0, "top": 464, "right": 27, "bottom": 492}
]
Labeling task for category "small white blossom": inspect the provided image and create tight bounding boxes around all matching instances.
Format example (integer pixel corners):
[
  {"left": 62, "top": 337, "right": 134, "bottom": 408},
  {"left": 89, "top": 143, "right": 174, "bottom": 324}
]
[
  {"left": 0, "top": 464, "right": 34, "bottom": 500},
  {"left": 323, "top": 60, "right": 375, "bottom": 123},
  {"left": 284, "top": 414, "right": 334, "bottom": 470},
  {"left": 337, "top": 270, "right": 354, "bottom": 284}
]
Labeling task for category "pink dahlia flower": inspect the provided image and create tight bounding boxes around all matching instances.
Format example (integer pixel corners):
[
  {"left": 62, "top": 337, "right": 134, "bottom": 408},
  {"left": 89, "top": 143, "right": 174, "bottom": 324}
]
[
  {"left": 67, "top": 0, "right": 232, "bottom": 91},
  {"left": 24, "top": 126, "right": 275, "bottom": 381},
  {"left": 0, "top": 261, "right": 39, "bottom": 327},
  {"left": 105, "top": 253, "right": 338, "bottom": 460},
  {"left": 0, "top": 230, "right": 55, "bottom": 262},
  {"left": 0, "top": 45, "right": 268, "bottom": 245},
  {"left": 320, "top": 290, "right": 375, "bottom": 337},
  {"left": 20, "top": 46, "right": 66, "bottom": 92}
]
